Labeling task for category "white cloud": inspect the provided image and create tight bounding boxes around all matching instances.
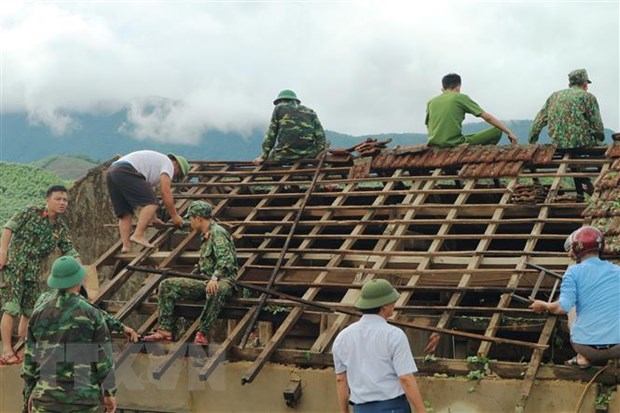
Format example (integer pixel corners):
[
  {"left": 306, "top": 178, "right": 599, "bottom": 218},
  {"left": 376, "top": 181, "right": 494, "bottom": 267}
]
[{"left": 1, "top": 1, "right": 618, "bottom": 141}]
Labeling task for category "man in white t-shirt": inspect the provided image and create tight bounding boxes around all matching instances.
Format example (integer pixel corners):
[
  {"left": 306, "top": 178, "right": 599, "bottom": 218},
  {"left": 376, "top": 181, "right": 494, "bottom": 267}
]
[
  {"left": 332, "top": 279, "right": 426, "bottom": 413},
  {"left": 106, "top": 150, "right": 190, "bottom": 252}
]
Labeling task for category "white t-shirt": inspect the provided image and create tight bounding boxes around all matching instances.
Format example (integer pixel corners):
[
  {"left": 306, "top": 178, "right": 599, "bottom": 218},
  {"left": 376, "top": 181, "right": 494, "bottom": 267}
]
[
  {"left": 332, "top": 314, "right": 417, "bottom": 404},
  {"left": 119, "top": 150, "right": 175, "bottom": 186}
]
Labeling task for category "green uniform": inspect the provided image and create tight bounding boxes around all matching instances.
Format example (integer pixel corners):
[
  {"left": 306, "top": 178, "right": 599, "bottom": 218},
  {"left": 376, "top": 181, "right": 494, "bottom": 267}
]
[
  {"left": 1, "top": 206, "right": 78, "bottom": 317},
  {"left": 157, "top": 222, "right": 238, "bottom": 334},
  {"left": 261, "top": 101, "right": 326, "bottom": 161},
  {"left": 529, "top": 86, "right": 605, "bottom": 148},
  {"left": 425, "top": 91, "right": 502, "bottom": 148},
  {"left": 21, "top": 291, "right": 116, "bottom": 413},
  {"left": 35, "top": 290, "right": 126, "bottom": 334}
]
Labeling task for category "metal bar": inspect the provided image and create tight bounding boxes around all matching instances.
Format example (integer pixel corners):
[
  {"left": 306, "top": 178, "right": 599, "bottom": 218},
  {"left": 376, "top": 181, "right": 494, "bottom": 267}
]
[
  {"left": 525, "top": 262, "right": 564, "bottom": 280},
  {"left": 239, "top": 151, "right": 329, "bottom": 348}
]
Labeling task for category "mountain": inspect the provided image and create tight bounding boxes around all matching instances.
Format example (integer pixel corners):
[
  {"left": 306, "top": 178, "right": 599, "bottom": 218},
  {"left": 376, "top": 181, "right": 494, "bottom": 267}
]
[
  {"left": 31, "top": 155, "right": 99, "bottom": 180},
  {"left": 0, "top": 111, "right": 614, "bottom": 163}
]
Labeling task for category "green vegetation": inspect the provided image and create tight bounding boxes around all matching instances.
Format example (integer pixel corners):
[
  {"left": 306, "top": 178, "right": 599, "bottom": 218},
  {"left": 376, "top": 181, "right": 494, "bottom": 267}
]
[
  {"left": 0, "top": 162, "right": 69, "bottom": 224},
  {"left": 31, "top": 155, "right": 98, "bottom": 180}
]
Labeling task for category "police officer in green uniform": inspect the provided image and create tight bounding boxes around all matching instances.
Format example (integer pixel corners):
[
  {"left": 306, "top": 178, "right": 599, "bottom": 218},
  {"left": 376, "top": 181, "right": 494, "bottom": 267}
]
[
  {"left": 0, "top": 185, "right": 80, "bottom": 365},
  {"left": 253, "top": 90, "right": 326, "bottom": 164},
  {"left": 529, "top": 68, "right": 604, "bottom": 148},
  {"left": 143, "top": 201, "right": 238, "bottom": 345},
  {"left": 22, "top": 256, "right": 116, "bottom": 413},
  {"left": 426, "top": 73, "right": 518, "bottom": 148}
]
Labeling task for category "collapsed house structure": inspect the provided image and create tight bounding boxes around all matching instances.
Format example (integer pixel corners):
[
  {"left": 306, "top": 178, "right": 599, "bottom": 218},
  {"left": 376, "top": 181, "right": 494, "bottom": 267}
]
[{"left": 3, "top": 141, "right": 620, "bottom": 413}]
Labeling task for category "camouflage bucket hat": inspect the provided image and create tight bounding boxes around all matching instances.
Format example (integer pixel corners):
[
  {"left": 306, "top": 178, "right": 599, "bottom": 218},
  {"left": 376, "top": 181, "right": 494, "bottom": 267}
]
[
  {"left": 568, "top": 69, "right": 592, "bottom": 85},
  {"left": 354, "top": 279, "right": 401, "bottom": 309},
  {"left": 47, "top": 256, "right": 87, "bottom": 289},
  {"left": 184, "top": 200, "right": 213, "bottom": 219},
  {"left": 274, "top": 89, "right": 300, "bottom": 105},
  {"left": 168, "top": 153, "right": 190, "bottom": 177}
]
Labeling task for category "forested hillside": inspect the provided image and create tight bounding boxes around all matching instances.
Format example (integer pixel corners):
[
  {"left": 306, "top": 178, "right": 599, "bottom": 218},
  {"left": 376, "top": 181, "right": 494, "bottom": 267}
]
[
  {"left": 0, "top": 163, "right": 68, "bottom": 224},
  {"left": 31, "top": 155, "right": 99, "bottom": 180}
]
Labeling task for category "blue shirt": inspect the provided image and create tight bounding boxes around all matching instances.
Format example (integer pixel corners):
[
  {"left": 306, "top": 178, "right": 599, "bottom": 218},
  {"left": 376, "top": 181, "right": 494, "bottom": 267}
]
[
  {"left": 332, "top": 314, "right": 417, "bottom": 404},
  {"left": 559, "top": 257, "right": 620, "bottom": 345}
]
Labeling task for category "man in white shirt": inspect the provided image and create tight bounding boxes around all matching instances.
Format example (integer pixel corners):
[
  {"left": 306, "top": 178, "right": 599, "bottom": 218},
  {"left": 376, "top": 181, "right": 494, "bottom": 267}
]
[
  {"left": 332, "top": 279, "right": 427, "bottom": 413},
  {"left": 106, "top": 150, "right": 190, "bottom": 252}
]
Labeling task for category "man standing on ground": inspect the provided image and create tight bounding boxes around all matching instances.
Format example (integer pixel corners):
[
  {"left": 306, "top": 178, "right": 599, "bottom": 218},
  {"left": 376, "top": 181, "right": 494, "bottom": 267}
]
[
  {"left": 253, "top": 90, "right": 326, "bottom": 164},
  {"left": 22, "top": 256, "right": 117, "bottom": 413},
  {"left": 106, "top": 150, "right": 190, "bottom": 252},
  {"left": 425, "top": 73, "right": 518, "bottom": 148},
  {"left": 332, "top": 279, "right": 426, "bottom": 413},
  {"left": 143, "top": 200, "right": 238, "bottom": 345},
  {"left": 530, "top": 226, "right": 620, "bottom": 368},
  {"left": 0, "top": 185, "right": 80, "bottom": 366},
  {"left": 529, "top": 69, "right": 604, "bottom": 148}
]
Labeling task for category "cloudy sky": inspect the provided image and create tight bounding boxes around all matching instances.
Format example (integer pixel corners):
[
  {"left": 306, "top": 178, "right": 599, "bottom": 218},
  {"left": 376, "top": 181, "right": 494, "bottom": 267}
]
[{"left": 1, "top": 1, "right": 618, "bottom": 144}]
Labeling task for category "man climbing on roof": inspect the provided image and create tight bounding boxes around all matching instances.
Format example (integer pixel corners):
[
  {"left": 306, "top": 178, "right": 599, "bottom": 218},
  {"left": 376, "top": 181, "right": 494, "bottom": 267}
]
[
  {"left": 425, "top": 73, "right": 518, "bottom": 148},
  {"left": 143, "top": 201, "right": 238, "bottom": 345},
  {"left": 253, "top": 90, "right": 326, "bottom": 165},
  {"left": 0, "top": 185, "right": 80, "bottom": 366},
  {"left": 106, "top": 150, "right": 190, "bottom": 253},
  {"left": 529, "top": 69, "right": 604, "bottom": 149},
  {"left": 530, "top": 226, "right": 620, "bottom": 368}
]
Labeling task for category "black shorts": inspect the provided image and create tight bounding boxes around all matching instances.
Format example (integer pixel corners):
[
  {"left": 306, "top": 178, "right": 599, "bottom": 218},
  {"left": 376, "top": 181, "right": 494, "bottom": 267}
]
[{"left": 106, "top": 161, "right": 158, "bottom": 217}]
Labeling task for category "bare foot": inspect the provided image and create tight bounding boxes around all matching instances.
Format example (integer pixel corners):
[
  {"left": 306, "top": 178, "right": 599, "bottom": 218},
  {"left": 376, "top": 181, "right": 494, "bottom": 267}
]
[
  {"left": 121, "top": 245, "right": 132, "bottom": 253},
  {"left": 129, "top": 236, "right": 155, "bottom": 249}
]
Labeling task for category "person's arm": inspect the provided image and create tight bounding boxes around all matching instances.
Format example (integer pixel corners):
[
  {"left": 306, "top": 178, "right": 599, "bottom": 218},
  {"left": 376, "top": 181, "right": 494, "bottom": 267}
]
[
  {"left": 256, "top": 108, "right": 280, "bottom": 163},
  {"left": 529, "top": 102, "right": 549, "bottom": 144},
  {"left": 0, "top": 227, "right": 13, "bottom": 270},
  {"left": 205, "top": 229, "right": 237, "bottom": 296},
  {"left": 335, "top": 372, "right": 350, "bottom": 413},
  {"left": 585, "top": 94, "right": 605, "bottom": 142},
  {"left": 314, "top": 116, "right": 326, "bottom": 153},
  {"left": 529, "top": 299, "right": 567, "bottom": 315},
  {"left": 159, "top": 173, "right": 183, "bottom": 227},
  {"left": 480, "top": 112, "right": 518, "bottom": 145},
  {"left": 399, "top": 373, "right": 427, "bottom": 413},
  {"left": 21, "top": 322, "right": 39, "bottom": 410},
  {"left": 93, "top": 314, "right": 117, "bottom": 404},
  {"left": 57, "top": 222, "right": 80, "bottom": 259}
]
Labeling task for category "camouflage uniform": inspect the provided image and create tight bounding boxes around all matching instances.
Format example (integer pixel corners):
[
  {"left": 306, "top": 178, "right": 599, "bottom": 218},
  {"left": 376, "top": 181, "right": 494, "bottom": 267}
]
[
  {"left": 157, "top": 222, "right": 238, "bottom": 334},
  {"left": 529, "top": 88, "right": 604, "bottom": 148},
  {"left": 35, "top": 290, "right": 126, "bottom": 334},
  {"left": 1, "top": 206, "right": 78, "bottom": 317},
  {"left": 21, "top": 291, "right": 116, "bottom": 413},
  {"left": 261, "top": 101, "right": 326, "bottom": 162}
]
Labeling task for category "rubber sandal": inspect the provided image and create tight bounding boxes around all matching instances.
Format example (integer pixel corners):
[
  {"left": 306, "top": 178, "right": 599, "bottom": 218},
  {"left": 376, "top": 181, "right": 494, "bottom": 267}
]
[
  {"left": 564, "top": 356, "right": 590, "bottom": 369},
  {"left": 0, "top": 354, "right": 23, "bottom": 366},
  {"left": 193, "top": 332, "right": 208, "bottom": 346},
  {"left": 142, "top": 331, "right": 173, "bottom": 342}
]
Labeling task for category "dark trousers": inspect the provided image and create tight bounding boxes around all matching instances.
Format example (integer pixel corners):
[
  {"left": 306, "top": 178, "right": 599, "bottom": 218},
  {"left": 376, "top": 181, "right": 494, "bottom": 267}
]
[{"left": 353, "top": 394, "right": 411, "bottom": 413}]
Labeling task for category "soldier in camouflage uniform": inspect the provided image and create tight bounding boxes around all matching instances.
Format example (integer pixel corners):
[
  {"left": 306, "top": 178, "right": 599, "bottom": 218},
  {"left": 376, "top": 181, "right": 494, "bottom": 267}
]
[
  {"left": 143, "top": 200, "right": 238, "bottom": 345},
  {"left": 530, "top": 69, "right": 605, "bottom": 196},
  {"left": 22, "top": 256, "right": 116, "bottom": 413},
  {"left": 529, "top": 69, "right": 604, "bottom": 148},
  {"left": 253, "top": 90, "right": 326, "bottom": 164},
  {"left": 0, "top": 185, "right": 80, "bottom": 365},
  {"left": 35, "top": 288, "right": 140, "bottom": 343}
]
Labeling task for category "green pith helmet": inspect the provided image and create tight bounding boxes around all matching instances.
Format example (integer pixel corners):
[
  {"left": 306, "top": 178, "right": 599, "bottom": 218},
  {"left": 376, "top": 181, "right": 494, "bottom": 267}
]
[
  {"left": 184, "top": 200, "right": 213, "bottom": 219},
  {"left": 568, "top": 69, "right": 592, "bottom": 86},
  {"left": 47, "top": 256, "right": 87, "bottom": 289},
  {"left": 274, "top": 89, "right": 300, "bottom": 105},
  {"left": 354, "top": 279, "right": 401, "bottom": 309},
  {"left": 168, "top": 153, "right": 190, "bottom": 177}
]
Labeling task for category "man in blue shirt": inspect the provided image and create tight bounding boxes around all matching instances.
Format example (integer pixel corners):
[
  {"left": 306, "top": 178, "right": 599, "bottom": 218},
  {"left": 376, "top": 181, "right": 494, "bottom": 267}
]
[
  {"left": 530, "top": 226, "right": 620, "bottom": 367},
  {"left": 332, "top": 279, "right": 426, "bottom": 413}
]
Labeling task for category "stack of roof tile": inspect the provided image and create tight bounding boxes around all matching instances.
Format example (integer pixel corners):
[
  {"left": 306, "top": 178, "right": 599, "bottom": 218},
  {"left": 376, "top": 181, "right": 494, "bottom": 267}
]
[{"left": 510, "top": 183, "right": 548, "bottom": 204}]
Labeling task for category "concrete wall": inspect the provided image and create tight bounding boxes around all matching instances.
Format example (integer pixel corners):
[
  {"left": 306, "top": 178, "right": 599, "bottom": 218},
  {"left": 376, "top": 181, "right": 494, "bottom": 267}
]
[{"left": 2, "top": 356, "right": 618, "bottom": 413}]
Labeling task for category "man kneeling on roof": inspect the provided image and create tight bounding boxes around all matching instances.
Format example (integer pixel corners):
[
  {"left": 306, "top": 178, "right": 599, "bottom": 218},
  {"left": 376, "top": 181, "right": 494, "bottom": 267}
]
[
  {"left": 144, "top": 201, "right": 238, "bottom": 345},
  {"left": 530, "top": 226, "right": 620, "bottom": 368}
]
